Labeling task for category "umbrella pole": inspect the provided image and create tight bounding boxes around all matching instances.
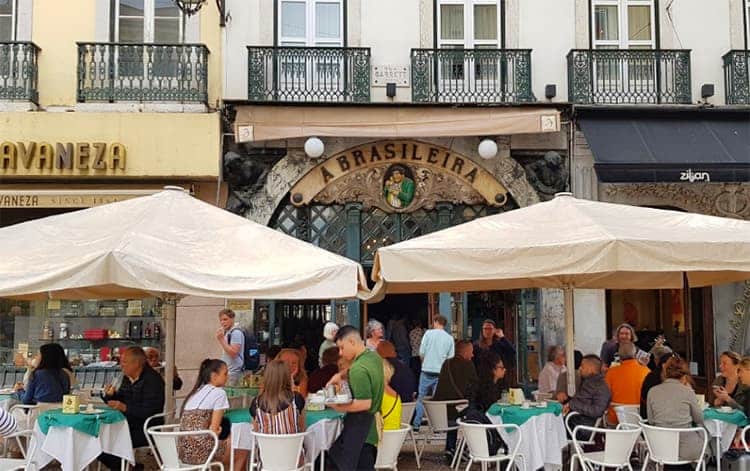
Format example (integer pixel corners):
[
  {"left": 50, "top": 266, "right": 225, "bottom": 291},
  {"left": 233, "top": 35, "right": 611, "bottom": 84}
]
[
  {"left": 564, "top": 286, "right": 577, "bottom": 396},
  {"left": 163, "top": 294, "right": 177, "bottom": 415}
]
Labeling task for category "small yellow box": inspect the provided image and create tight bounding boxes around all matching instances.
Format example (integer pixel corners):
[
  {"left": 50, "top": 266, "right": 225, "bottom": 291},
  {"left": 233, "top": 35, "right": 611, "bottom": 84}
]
[{"left": 62, "top": 394, "right": 80, "bottom": 414}]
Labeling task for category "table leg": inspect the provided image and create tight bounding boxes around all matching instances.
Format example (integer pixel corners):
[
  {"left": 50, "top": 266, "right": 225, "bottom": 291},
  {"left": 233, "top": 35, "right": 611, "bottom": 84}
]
[
  {"left": 320, "top": 450, "right": 325, "bottom": 471},
  {"left": 716, "top": 436, "right": 721, "bottom": 471},
  {"left": 231, "top": 443, "right": 236, "bottom": 471}
]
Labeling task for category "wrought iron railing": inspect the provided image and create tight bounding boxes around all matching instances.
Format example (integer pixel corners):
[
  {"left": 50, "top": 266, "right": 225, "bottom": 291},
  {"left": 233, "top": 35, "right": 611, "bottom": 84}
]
[
  {"left": 723, "top": 50, "right": 750, "bottom": 105},
  {"left": 77, "top": 42, "right": 209, "bottom": 103},
  {"left": 247, "top": 46, "right": 371, "bottom": 102},
  {"left": 567, "top": 49, "right": 691, "bottom": 104},
  {"left": 0, "top": 42, "right": 40, "bottom": 103},
  {"left": 411, "top": 48, "right": 535, "bottom": 103}
]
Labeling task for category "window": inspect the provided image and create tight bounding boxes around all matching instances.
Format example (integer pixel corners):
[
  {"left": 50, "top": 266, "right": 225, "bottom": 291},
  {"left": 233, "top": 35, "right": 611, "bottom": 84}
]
[
  {"left": 278, "top": 0, "right": 344, "bottom": 46},
  {"left": 592, "top": 0, "right": 654, "bottom": 49},
  {"left": 116, "top": 0, "right": 182, "bottom": 43},
  {"left": 437, "top": 0, "right": 501, "bottom": 49},
  {"left": 0, "top": 0, "right": 14, "bottom": 42}
]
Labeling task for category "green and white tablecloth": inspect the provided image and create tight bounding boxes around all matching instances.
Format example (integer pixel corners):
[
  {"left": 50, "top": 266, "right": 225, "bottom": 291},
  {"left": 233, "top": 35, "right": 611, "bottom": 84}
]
[
  {"left": 486, "top": 402, "right": 564, "bottom": 426},
  {"left": 225, "top": 407, "right": 344, "bottom": 427},
  {"left": 704, "top": 407, "right": 749, "bottom": 427},
  {"left": 224, "top": 387, "right": 260, "bottom": 399},
  {"left": 37, "top": 407, "right": 126, "bottom": 437}
]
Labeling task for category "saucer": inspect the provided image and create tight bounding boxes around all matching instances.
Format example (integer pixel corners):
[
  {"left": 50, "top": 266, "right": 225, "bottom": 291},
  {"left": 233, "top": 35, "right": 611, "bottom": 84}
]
[{"left": 80, "top": 409, "right": 104, "bottom": 415}]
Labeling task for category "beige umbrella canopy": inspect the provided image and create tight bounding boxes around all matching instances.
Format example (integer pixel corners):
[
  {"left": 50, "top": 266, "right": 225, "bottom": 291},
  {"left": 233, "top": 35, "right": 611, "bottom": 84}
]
[
  {"left": 0, "top": 187, "right": 368, "bottom": 407},
  {"left": 369, "top": 193, "right": 750, "bottom": 392}
]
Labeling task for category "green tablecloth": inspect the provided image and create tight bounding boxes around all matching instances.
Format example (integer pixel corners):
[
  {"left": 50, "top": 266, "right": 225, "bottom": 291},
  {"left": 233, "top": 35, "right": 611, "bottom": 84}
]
[
  {"left": 225, "top": 407, "right": 344, "bottom": 427},
  {"left": 38, "top": 407, "right": 126, "bottom": 437},
  {"left": 704, "top": 407, "right": 749, "bottom": 426},
  {"left": 225, "top": 408, "right": 251, "bottom": 424},
  {"left": 486, "top": 402, "right": 564, "bottom": 426},
  {"left": 224, "top": 387, "right": 260, "bottom": 399}
]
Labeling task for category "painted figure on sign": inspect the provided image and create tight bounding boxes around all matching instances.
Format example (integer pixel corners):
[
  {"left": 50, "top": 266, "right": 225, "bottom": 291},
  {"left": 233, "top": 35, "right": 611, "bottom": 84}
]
[{"left": 383, "top": 165, "right": 415, "bottom": 209}]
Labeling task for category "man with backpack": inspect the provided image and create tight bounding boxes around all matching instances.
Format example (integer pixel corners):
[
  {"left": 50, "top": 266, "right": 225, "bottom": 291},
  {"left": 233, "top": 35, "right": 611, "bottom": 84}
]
[{"left": 216, "top": 308, "right": 244, "bottom": 386}]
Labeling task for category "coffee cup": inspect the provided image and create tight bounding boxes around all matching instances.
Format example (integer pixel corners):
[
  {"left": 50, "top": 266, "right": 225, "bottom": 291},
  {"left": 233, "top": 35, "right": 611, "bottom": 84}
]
[
  {"left": 539, "top": 400, "right": 547, "bottom": 408},
  {"left": 521, "top": 401, "right": 530, "bottom": 409}
]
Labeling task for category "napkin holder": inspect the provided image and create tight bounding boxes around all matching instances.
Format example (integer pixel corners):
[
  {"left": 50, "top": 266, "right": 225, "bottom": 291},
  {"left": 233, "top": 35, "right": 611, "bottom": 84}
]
[
  {"left": 62, "top": 394, "right": 80, "bottom": 414},
  {"left": 508, "top": 388, "right": 525, "bottom": 405}
]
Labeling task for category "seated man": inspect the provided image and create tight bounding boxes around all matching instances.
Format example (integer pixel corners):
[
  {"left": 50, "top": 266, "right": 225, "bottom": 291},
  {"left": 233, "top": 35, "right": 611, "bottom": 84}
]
[
  {"left": 604, "top": 342, "right": 650, "bottom": 425},
  {"left": 144, "top": 346, "right": 183, "bottom": 391},
  {"left": 100, "top": 346, "right": 165, "bottom": 470},
  {"left": 433, "top": 340, "right": 478, "bottom": 459},
  {"left": 563, "top": 355, "right": 611, "bottom": 435}
]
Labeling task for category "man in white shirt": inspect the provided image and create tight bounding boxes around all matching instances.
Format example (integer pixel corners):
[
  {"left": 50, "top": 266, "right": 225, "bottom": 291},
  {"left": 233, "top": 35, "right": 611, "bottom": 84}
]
[
  {"left": 215, "top": 309, "right": 244, "bottom": 386},
  {"left": 412, "top": 315, "right": 454, "bottom": 430},
  {"left": 538, "top": 345, "right": 566, "bottom": 395}
]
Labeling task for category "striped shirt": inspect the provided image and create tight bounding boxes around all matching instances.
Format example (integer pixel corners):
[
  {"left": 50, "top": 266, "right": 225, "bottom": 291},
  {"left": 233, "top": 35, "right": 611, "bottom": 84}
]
[{"left": 0, "top": 408, "right": 17, "bottom": 436}]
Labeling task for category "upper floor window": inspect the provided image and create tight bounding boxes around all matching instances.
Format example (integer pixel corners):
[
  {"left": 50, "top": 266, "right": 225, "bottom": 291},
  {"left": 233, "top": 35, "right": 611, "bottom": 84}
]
[
  {"left": 278, "top": 0, "right": 344, "bottom": 46},
  {"left": 437, "top": 0, "right": 501, "bottom": 49},
  {"left": 0, "top": 0, "right": 14, "bottom": 41},
  {"left": 592, "top": 0, "right": 654, "bottom": 49},
  {"left": 116, "top": 0, "right": 183, "bottom": 43}
]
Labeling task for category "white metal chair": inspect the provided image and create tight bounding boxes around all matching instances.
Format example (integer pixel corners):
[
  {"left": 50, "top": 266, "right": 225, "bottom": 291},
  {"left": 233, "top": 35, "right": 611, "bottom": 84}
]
[
  {"left": 641, "top": 423, "right": 708, "bottom": 471},
  {"left": 421, "top": 399, "right": 467, "bottom": 451},
  {"left": 0, "top": 430, "right": 37, "bottom": 470},
  {"left": 455, "top": 419, "right": 526, "bottom": 471},
  {"left": 147, "top": 424, "right": 224, "bottom": 470},
  {"left": 564, "top": 412, "right": 602, "bottom": 446},
  {"left": 374, "top": 424, "right": 411, "bottom": 470},
  {"left": 143, "top": 410, "right": 178, "bottom": 467},
  {"left": 249, "top": 430, "right": 306, "bottom": 471},
  {"left": 570, "top": 425, "right": 641, "bottom": 471},
  {"left": 741, "top": 424, "right": 750, "bottom": 451},
  {"left": 7, "top": 404, "right": 38, "bottom": 431},
  {"left": 400, "top": 402, "right": 421, "bottom": 468}
]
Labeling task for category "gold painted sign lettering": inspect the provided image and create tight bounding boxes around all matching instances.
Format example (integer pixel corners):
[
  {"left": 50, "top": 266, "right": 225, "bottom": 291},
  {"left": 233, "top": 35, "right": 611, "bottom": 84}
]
[
  {"left": 0, "top": 141, "right": 127, "bottom": 173},
  {"left": 0, "top": 193, "right": 142, "bottom": 208}
]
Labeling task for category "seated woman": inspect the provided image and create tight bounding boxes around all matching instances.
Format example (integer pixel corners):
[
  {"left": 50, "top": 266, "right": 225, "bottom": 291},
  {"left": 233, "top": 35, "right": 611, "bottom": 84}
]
[
  {"left": 647, "top": 356, "right": 704, "bottom": 461},
  {"left": 713, "top": 351, "right": 748, "bottom": 410},
  {"left": 381, "top": 360, "right": 402, "bottom": 431},
  {"left": 250, "top": 360, "right": 305, "bottom": 434},
  {"left": 308, "top": 347, "right": 339, "bottom": 393},
  {"left": 278, "top": 348, "right": 309, "bottom": 397},
  {"left": 15, "top": 343, "right": 71, "bottom": 408},
  {"left": 179, "top": 359, "right": 246, "bottom": 468}
]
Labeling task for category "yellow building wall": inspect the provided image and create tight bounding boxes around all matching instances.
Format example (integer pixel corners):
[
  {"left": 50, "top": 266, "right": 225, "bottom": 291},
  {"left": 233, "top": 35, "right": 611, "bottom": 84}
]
[
  {"left": 0, "top": 112, "right": 220, "bottom": 178},
  {"left": 31, "top": 0, "right": 223, "bottom": 107}
]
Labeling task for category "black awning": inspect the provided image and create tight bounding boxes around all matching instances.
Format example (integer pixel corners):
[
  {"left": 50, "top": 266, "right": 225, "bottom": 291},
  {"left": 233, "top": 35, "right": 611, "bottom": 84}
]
[{"left": 579, "top": 114, "right": 750, "bottom": 183}]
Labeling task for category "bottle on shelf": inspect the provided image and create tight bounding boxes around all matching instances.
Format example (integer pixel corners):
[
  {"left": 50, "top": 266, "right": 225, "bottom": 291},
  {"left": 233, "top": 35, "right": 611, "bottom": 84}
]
[{"left": 153, "top": 322, "right": 161, "bottom": 340}]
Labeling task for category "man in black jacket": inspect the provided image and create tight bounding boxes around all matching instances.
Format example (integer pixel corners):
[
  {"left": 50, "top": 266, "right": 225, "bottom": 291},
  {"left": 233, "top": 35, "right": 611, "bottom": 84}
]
[
  {"left": 563, "top": 355, "right": 611, "bottom": 437},
  {"left": 100, "top": 346, "right": 165, "bottom": 469}
]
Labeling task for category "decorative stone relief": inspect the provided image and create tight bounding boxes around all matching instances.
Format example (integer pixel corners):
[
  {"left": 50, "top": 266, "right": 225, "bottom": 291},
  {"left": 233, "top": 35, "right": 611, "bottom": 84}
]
[
  {"left": 729, "top": 281, "right": 750, "bottom": 353},
  {"left": 523, "top": 151, "right": 569, "bottom": 200},
  {"left": 541, "top": 289, "right": 565, "bottom": 347}
]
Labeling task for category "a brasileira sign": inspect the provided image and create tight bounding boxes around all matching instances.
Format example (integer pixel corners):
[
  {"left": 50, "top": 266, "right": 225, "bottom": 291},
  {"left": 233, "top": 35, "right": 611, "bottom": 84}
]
[{"left": 290, "top": 140, "right": 509, "bottom": 208}]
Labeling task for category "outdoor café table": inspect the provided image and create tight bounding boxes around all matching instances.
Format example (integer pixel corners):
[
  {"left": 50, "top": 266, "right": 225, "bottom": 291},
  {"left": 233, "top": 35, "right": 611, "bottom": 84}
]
[
  {"left": 0, "top": 393, "right": 18, "bottom": 411},
  {"left": 225, "top": 406, "right": 344, "bottom": 471},
  {"left": 486, "top": 402, "right": 567, "bottom": 471},
  {"left": 704, "top": 407, "right": 749, "bottom": 470},
  {"left": 224, "top": 386, "right": 260, "bottom": 408},
  {"left": 31, "top": 406, "right": 133, "bottom": 471}
]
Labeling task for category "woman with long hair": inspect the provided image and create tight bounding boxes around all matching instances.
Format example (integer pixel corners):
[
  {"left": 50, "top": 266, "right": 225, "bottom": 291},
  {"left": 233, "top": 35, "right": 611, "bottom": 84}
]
[
  {"left": 15, "top": 343, "right": 70, "bottom": 407},
  {"left": 278, "top": 348, "right": 309, "bottom": 397},
  {"left": 713, "top": 351, "right": 748, "bottom": 409},
  {"left": 250, "top": 360, "right": 305, "bottom": 434},
  {"left": 178, "top": 359, "right": 244, "bottom": 468},
  {"left": 380, "top": 360, "right": 402, "bottom": 431}
]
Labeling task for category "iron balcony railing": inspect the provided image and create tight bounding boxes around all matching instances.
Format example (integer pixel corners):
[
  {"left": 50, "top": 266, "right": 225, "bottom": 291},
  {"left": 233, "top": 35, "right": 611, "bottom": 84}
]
[
  {"left": 247, "top": 46, "right": 371, "bottom": 103},
  {"left": 77, "top": 42, "right": 209, "bottom": 103},
  {"left": 411, "top": 48, "right": 535, "bottom": 103},
  {"left": 0, "top": 41, "right": 40, "bottom": 103},
  {"left": 567, "top": 49, "right": 692, "bottom": 104},
  {"left": 723, "top": 50, "right": 750, "bottom": 105}
]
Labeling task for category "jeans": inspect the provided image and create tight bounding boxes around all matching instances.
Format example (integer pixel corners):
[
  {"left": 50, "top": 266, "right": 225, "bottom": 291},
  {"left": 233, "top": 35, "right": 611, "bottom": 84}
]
[{"left": 412, "top": 371, "right": 439, "bottom": 429}]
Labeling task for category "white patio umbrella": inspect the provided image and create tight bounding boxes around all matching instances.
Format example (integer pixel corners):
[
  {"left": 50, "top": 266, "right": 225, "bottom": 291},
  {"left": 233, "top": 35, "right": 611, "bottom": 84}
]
[
  {"left": 0, "top": 186, "right": 368, "bottom": 407},
  {"left": 369, "top": 193, "right": 750, "bottom": 393}
]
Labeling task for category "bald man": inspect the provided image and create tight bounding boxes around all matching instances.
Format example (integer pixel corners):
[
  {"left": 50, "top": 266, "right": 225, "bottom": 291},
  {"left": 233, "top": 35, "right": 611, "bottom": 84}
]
[{"left": 144, "top": 347, "right": 183, "bottom": 391}]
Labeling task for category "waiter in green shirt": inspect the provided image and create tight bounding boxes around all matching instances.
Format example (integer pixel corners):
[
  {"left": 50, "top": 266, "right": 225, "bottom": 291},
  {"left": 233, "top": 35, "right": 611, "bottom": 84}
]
[{"left": 327, "top": 325, "right": 384, "bottom": 470}]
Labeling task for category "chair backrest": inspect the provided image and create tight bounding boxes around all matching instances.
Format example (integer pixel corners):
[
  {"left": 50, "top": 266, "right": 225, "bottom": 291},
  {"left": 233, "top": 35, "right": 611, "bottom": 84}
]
[
  {"left": 400, "top": 402, "right": 416, "bottom": 425},
  {"left": 571, "top": 425, "right": 640, "bottom": 467},
  {"left": 9, "top": 404, "right": 39, "bottom": 430},
  {"left": 147, "top": 424, "right": 219, "bottom": 469},
  {"left": 614, "top": 405, "right": 642, "bottom": 425},
  {"left": 457, "top": 419, "right": 522, "bottom": 460},
  {"left": 143, "top": 411, "right": 175, "bottom": 463},
  {"left": 252, "top": 431, "right": 306, "bottom": 471},
  {"left": 423, "top": 399, "right": 467, "bottom": 431},
  {"left": 641, "top": 423, "right": 706, "bottom": 464},
  {"left": 375, "top": 425, "right": 410, "bottom": 469}
]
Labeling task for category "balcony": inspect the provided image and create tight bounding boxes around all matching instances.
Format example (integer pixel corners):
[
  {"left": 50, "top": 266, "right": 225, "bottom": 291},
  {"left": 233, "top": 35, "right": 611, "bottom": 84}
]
[
  {"left": 411, "top": 48, "right": 534, "bottom": 103},
  {"left": 247, "top": 46, "right": 370, "bottom": 103},
  {"left": 77, "top": 43, "right": 209, "bottom": 104},
  {"left": 723, "top": 50, "right": 750, "bottom": 105},
  {"left": 0, "top": 42, "right": 40, "bottom": 103},
  {"left": 567, "top": 49, "right": 691, "bottom": 104}
]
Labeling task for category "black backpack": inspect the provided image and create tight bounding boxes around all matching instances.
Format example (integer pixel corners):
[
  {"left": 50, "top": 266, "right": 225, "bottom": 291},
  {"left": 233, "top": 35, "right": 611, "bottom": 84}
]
[{"left": 227, "top": 327, "right": 261, "bottom": 372}]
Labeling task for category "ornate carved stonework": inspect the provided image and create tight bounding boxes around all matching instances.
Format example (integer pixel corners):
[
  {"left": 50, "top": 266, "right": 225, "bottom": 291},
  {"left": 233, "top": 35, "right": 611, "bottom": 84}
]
[
  {"left": 314, "top": 165, "right": 487, "bottom": 213},
  {"left": 600, "top": 183, "right": 750, "bottom": 220},
  {"left": 729, "top": 281, "right": 750, "bottom": 353}
]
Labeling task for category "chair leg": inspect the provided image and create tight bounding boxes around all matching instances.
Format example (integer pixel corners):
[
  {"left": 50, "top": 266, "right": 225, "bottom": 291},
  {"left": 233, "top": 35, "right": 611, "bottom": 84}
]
[
  {"left": 450, "top": 435, "right": 463, "bottom": 469},
  {"left": 464, "top": 458, "right": 473, "bottom": 471},
  {"left": 408, "top": 429, "right": 421, "bottom": 469}
]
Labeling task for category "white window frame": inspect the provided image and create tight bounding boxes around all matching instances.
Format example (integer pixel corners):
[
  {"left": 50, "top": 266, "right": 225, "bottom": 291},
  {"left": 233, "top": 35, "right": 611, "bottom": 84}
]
[
  {"left": 591, "top": 0, "right": 655, "bottom": 50},
  {"left": 114, "top": 0, "right": 184, "bottom": 44},
  {"left": 436, "top": 0, "right": 501, "bottom": 49},
  {"left": 746, "top": 0, "right": 750, "bottom": 48},
  {"left": 277, "top": 0, "right": 344, "bottom": 47},
  {"left": 0, "top": 0, "right": 16, "bottom": 41}
]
